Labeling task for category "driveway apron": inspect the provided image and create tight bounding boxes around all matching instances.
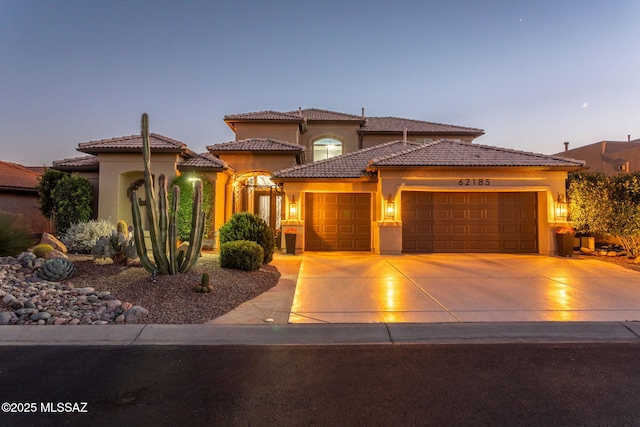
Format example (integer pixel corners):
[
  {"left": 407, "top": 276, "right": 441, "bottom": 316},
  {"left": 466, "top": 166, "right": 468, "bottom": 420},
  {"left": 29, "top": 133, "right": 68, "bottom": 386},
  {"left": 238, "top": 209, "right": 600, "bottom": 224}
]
[{"left": 289, "top": 252, "right": 640, "bottom": 323}]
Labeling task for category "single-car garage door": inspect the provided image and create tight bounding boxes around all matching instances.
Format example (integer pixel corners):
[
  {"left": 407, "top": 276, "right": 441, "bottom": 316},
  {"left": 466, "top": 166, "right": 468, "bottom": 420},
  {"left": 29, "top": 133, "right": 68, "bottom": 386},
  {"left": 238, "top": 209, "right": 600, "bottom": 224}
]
[
  {"left": 305, "top": 193, "right": 371, "bottom": 251},
  {"left": 402, "top": 191, "right": 537, "bottom": 253}
]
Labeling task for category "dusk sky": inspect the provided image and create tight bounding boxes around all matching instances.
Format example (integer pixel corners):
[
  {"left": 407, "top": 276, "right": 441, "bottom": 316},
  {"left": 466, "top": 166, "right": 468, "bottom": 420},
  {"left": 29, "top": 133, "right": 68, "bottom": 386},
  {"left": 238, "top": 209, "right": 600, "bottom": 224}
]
[{"left": 2, "top": 0, "right": 639, "bottom": 166}]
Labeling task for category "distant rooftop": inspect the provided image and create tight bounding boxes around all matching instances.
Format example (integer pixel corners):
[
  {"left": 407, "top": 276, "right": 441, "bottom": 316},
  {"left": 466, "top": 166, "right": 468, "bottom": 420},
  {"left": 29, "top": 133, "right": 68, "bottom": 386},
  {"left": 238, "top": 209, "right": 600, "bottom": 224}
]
[{"left": 0, "top": 161, "right": 42, "bottom": 191}]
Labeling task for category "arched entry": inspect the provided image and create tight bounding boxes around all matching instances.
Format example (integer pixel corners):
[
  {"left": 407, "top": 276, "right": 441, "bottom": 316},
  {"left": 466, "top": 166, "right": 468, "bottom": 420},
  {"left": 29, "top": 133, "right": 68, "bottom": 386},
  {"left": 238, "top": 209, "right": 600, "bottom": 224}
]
[{"left": 233, "top": 172, "right": 284, "bottom": 232}]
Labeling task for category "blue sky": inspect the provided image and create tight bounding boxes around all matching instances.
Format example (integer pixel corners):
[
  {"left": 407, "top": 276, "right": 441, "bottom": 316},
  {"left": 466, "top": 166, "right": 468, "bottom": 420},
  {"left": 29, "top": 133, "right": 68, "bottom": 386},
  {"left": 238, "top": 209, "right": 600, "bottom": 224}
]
[{"left": 2, "top": 0, "right": 639, "bottom": 166}]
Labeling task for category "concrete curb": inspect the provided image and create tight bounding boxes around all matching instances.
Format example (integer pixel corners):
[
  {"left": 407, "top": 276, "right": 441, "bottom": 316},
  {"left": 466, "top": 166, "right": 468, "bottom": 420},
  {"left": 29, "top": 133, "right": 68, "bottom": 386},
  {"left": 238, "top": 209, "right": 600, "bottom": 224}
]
[{"left": 1, "top": 322, "right": 640, "bottom": 346}]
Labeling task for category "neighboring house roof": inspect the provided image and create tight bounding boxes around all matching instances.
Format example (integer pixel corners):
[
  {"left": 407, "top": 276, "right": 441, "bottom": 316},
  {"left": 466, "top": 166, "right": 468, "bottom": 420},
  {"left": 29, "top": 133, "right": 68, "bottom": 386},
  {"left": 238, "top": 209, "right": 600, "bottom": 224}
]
[
  {"left": 77, "top": 133, "right": 187, "bottom": 154},
  {"left": 0, "top": 161, "right": 41, "bottom": 192},
  {"left": 207, "top": 138, "right": 305, "bottom": 153},
  {"left": 25, "top": 166, "right": 47, "bottom": 175},
  {"left": 178, "top": 152, "right": 229, "bottom": 172},
  {"left": 360, "top": 117, "right": 484, "bottom": 137},
  {"left": 369, "top": 140, "right": 585, "bottom": 168},
  {"left": 52, "top": 155, "right": 99, "bottom": 171},
  {"left": 273, "top": 140, "right": 420, "bottom": 179}
]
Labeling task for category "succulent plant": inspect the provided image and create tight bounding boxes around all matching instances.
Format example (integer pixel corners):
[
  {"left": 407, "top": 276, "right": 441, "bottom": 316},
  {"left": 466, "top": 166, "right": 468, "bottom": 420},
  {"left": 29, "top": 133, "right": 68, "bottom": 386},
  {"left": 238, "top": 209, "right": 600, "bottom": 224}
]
[
  {"left": 194, "top": 272, "right": 213, "bottom": 293},
  {"left": 130, "top": 113, "right": 205, "bottom": 275},
  {"left": 32, "top": 243, "right": 54, "bottom": 259},
  {"left": 91, "top": 229, "right": 137, "bottom": 264},
  {"left": 37, "top": 258, "right": 77, "bottom": 281}
]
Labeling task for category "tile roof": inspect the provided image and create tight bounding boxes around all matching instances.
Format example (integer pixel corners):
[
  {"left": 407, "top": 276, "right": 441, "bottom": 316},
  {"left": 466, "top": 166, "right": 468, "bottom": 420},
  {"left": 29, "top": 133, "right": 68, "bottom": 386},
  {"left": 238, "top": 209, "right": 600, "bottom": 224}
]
[
  {"left": 273, "top": 140, "right": 420, "bottom": 179},
  {"left": 361, "top": 117, "right": 484, "bottom": 135},
  {"left": 369, "top": 140, "right": 586, "bottom": 168},
  {"left": 0, "top": 161, "right": 42, "bottom": 191},
  {"left": 207, "top": 138, "right": 305, "bottom": 153},
  {"left": 77, "top": 133, "right": 186, "bottom": 154},
  {"left": 286, "top": 108, "right": 366, "bottom": 122},
  {"left": 52, "top": 156, "right": 99, "bottom": 171},
  {"left": 224, "top": 110, "right": 305, "bottom": 122},
  {"left": 178, "top": 152, "right": 228, "bottom": 171}
]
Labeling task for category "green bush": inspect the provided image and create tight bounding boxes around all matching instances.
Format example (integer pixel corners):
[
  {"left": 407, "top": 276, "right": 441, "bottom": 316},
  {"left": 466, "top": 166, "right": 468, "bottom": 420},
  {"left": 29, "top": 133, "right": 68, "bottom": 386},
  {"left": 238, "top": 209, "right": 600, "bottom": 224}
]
[
  {"left": 219, "top": 213, "right": 274, "bottom": 264},
  {"left": 61, "top": 219, "right": 115, "bottom": 253},
  {"left": 169, "top": 173, "right": 214, "bottom": 241},
  {"left": 0, "top": 212, "right": 36, "bottom": 256},
  {"left": 32, "top": 243, "right": 54, "bottom": 258},
  {"left": 37, "top": 170, "right": 93, "bottom": 234},
  {"left": 219, "top": 240, "right": 264, "bottom": 271}
]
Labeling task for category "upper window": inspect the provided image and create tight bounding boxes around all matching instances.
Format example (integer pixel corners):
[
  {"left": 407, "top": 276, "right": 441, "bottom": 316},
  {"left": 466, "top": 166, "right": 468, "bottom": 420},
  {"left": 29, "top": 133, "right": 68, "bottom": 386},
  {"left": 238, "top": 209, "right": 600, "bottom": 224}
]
[{"left": 313, "top": 138, "right": 342, "bottom": 161}]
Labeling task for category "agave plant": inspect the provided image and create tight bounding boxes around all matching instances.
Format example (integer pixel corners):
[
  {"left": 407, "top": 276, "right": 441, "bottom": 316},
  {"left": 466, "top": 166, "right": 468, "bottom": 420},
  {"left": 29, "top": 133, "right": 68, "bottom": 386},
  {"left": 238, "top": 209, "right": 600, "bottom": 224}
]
[{"left": 37, "top": 258, "right": 77, "bottom": 281}]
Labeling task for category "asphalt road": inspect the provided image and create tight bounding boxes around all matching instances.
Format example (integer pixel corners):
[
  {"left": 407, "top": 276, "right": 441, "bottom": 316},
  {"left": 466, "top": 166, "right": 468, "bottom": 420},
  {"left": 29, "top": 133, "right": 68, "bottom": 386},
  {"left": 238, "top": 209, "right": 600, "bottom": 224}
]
[{"left": 1, "top": 344, "right": 640, "bottom": 426}]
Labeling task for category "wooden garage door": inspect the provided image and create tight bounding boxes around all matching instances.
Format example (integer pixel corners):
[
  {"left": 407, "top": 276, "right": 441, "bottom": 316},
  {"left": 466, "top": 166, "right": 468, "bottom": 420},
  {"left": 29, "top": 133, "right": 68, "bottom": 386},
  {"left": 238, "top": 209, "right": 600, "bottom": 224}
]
[
  {"left": 402, "top": 192, "right": 537, "bottom": 253},
  {"left": 305, "top": 193, "right": 371, "bottom": 251}
]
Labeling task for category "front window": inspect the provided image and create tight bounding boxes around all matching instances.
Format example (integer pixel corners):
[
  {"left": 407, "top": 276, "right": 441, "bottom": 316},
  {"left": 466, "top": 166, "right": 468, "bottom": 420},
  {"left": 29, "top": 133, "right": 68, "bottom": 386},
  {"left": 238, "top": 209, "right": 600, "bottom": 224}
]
[{"left": 313, "top": 138, "right": 342, "bottom": 161}]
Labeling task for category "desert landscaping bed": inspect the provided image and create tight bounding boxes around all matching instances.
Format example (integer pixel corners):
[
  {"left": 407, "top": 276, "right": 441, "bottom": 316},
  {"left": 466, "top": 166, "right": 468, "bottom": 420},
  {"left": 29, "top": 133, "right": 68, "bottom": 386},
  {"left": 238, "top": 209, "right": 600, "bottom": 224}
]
[{"left": 69, "top": 253, "right": 280, "bottom": 324}]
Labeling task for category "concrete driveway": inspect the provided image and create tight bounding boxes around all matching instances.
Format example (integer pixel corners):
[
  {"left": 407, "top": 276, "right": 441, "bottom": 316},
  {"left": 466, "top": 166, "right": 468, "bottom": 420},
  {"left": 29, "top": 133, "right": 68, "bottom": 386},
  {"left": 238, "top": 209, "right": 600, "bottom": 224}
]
[{"left": 289, "top": 252, "right": 640, "bottom": 323}]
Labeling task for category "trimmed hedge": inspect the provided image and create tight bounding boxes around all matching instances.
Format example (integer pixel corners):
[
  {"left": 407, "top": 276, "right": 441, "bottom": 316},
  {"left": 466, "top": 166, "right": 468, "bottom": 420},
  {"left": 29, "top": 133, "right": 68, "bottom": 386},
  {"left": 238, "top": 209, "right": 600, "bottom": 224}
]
[
  {"left": 219, "top": 212, "right": 274, "bottom": 264},
  {"left": 219, "top": 240, "right": 264, "bottom": 271}
]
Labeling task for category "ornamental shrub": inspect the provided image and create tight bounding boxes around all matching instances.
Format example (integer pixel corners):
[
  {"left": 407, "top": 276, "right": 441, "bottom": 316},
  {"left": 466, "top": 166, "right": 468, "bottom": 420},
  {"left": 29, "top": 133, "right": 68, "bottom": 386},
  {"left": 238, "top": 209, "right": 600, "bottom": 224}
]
[
  {"left": 219, "top": 240, "right": 264, "bottom": 271},
  {"left": 61, "top": 219, "right": 115, "bottom": 254},
  {"left": 0, "top": 212, "right": 36, "bottom": 256},
  {"left": 219, "top": 212, "right": 274, "bottom": 264},
  {"left": 37, "top": 170, "right": 93, "bottom": 234},
  {"left": 169, "top": 173, "right": 214, "bottom": 241}
]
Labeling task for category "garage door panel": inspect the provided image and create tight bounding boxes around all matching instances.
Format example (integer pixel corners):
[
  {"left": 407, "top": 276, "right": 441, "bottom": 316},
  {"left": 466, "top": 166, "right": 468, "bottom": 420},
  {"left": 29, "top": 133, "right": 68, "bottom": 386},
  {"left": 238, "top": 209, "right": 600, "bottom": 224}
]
[
  {"left": 402, "top": 191, "right": 537, "bottom": 253},
  {"left": 305, "top": 193, "right": 371, "bottom": 251}
]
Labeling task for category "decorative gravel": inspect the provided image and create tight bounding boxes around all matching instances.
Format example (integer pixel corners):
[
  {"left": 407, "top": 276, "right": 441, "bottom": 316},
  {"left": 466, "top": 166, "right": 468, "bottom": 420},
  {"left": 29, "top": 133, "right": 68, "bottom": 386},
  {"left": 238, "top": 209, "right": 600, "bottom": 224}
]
[
  {"left": 68, "top": 253, "right": 280, "bottom": 324},
  {"left": 0, "top": 253, "right": 279, "bottom": 325}
]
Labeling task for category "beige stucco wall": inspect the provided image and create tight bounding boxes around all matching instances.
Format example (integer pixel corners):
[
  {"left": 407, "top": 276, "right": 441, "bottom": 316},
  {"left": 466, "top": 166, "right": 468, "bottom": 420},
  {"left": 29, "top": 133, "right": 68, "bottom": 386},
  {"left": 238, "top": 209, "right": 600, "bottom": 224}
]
[
  {"left": 232, "top": 122, "right": 300, "bottom": 144},
  {"left": 96, "top": 152, "right": 180, "bottom": 225},
  {"left": 216, "top": 153, "right": 300, "bottom": 175}
]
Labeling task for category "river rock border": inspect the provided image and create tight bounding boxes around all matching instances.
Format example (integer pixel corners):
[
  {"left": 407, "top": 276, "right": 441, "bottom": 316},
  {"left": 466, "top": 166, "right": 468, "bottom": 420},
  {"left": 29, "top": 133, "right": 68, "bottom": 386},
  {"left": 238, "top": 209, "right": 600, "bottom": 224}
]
[{"left": 0, "top": 253, "right": 148, "bottom": 325}]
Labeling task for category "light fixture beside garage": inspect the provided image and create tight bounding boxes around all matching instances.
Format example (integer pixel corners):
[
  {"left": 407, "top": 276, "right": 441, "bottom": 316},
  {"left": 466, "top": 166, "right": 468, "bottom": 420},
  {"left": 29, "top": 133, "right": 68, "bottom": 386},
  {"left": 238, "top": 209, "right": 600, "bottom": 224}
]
[
  {"left": 289, "top": 195, "right": 298, "bottom": 219},
  {"left": 385, "top": 193, "right": 395, "bottom": 219},
  {"left": 554, "top": 193, "right": 568, "bottom": 220}
]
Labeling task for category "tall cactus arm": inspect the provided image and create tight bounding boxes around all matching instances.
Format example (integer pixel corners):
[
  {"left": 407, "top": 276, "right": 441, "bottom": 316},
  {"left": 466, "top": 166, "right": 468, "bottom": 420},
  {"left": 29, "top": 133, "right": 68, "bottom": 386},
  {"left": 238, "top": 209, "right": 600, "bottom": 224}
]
[
  {"left": 131, "top": 190, "right": 158, "bottom": 275},
  {"left": 155, "top": 173, "right": 170, "bottom": 273},
  {"left": 168, "top": 185, "right": 179, "bottom": 274},
  {"left": 141, "top": 114, "right": 167, "bottom": 274},
  {"left": 178, "top": 180, "right": 205, "bottom": 273}
]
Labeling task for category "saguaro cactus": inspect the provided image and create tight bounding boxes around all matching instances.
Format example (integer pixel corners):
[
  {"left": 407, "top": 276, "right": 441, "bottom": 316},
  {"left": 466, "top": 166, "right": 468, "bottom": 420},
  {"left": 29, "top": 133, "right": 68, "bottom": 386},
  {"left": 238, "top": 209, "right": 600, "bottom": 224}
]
[{"left": 130, "top": 113, "right": 206, "bottom": 275}]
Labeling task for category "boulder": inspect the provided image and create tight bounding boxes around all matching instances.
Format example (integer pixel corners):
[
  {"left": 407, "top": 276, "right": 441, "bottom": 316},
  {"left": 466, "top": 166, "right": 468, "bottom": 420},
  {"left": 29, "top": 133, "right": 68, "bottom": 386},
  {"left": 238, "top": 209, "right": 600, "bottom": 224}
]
[
  {"left": 45, "top": 249, "right": 69, "bottom": 260},
  {"left": 124, "top": 305, "right": 149, "bottom": 323},
  {"left": 40, "top": 233, "right": 67, "bottom": 253},
  {"left": 580, "top": 247, "right": 595, "bottom": 255}
]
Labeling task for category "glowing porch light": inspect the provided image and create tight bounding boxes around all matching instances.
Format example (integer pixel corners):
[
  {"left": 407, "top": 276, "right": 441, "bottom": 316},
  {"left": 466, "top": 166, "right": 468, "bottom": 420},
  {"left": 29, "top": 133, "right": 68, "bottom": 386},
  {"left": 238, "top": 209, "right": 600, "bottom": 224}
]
[
  {"left": 385, "top": 194, "right": 395, "bottom": 219},
  {"left": 554, "top": 193, "right": 568, "bottom": 220},
  {"left": 289, "top": 195, "right": 298, "bottom": 219}
]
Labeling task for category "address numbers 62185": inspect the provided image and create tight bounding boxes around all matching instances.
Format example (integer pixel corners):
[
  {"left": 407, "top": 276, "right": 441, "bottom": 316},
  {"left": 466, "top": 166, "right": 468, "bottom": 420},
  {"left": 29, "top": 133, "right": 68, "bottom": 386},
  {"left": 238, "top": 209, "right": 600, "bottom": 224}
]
[{"left": 458, "top": 179, "right": 490, "bottom": 186}]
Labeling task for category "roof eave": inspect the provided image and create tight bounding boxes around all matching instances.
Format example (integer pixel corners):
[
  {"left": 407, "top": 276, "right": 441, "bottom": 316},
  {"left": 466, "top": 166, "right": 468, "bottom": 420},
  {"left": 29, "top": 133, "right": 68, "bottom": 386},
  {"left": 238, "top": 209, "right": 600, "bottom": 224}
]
[{"left": 368, "top": 165, "right": 586, "bottom": 172}]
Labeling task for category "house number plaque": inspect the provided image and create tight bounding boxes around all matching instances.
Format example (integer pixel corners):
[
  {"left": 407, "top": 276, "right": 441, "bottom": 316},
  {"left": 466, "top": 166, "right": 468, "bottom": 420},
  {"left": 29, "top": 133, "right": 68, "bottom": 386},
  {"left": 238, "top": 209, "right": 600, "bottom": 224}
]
[{"left": 458, "top": 178, "right": 491, "bottom": 186}]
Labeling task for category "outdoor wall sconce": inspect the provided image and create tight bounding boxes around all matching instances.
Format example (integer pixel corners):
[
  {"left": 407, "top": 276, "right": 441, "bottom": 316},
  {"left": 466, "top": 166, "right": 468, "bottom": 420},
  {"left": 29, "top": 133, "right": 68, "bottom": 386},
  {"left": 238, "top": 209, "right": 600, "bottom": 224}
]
[
  {"left": 289, "top": 195, "right": 298, "bottom": 219},
  {"left": 554, "top": 193, "right": 568, "bottom": 220},
  {"left": 385, "top": 194, "right": 395, "bottom": 219}
]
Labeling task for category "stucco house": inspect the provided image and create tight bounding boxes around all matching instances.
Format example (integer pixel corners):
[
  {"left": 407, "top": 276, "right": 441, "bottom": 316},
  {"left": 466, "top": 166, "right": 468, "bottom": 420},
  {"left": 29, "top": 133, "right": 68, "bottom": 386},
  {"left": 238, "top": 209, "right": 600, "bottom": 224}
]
[
  {"left": 0, "top": 161, "right": 51, "bottom": 234},
  {"left": 553, "top": 137, "right": 640, "bottom": 175},
  {"left": 52, "top": 108, "right": 584, "bottom": 255}
]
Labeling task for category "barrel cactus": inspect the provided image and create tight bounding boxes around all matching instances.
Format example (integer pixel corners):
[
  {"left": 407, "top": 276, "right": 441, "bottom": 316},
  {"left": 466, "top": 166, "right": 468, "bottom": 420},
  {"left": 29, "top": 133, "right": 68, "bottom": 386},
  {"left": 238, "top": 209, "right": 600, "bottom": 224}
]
[
  {"left": 37, "top": 258, "right": 77, "bottom": 281},
  {"left": 32, "top": 243, "right": 54, "bottom": 259}
]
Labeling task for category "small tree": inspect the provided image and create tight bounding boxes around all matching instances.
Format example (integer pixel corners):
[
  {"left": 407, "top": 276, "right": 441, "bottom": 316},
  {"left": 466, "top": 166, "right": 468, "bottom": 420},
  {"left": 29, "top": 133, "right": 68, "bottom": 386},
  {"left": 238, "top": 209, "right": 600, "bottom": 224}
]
[
  {"left": 170, "top": 173, "right": 214, "bottom": 241},
  {"left": 37, "top": 169, "right": 93, "bottom": 234}
]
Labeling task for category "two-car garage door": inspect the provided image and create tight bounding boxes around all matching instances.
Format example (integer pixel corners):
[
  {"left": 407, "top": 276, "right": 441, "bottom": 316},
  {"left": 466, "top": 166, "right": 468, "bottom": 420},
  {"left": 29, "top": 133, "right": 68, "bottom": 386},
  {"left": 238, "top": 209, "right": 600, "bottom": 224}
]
[
  {"left": 402, "top": 191, "right": 538, "bottom": 253},
  {"left": 303, "top": 191, "right": 537, "bottom": 253}
]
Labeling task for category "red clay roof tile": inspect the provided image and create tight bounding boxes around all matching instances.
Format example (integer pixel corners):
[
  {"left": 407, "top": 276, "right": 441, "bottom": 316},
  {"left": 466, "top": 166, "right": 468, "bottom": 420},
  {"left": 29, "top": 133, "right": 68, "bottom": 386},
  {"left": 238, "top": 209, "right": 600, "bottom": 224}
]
[{"left": 0, "top": 161, "right": 42, "bottom": 191}]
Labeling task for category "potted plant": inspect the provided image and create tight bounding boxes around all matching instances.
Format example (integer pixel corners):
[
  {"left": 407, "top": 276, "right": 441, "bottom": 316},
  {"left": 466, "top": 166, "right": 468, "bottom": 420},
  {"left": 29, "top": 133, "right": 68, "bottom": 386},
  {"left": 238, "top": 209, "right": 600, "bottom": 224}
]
[
  {"left": 555, "top": 227, "right": 576, "bottom": 257},
  {"left": 284, "top": 228, "right": 297, "bottom": 254}
]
